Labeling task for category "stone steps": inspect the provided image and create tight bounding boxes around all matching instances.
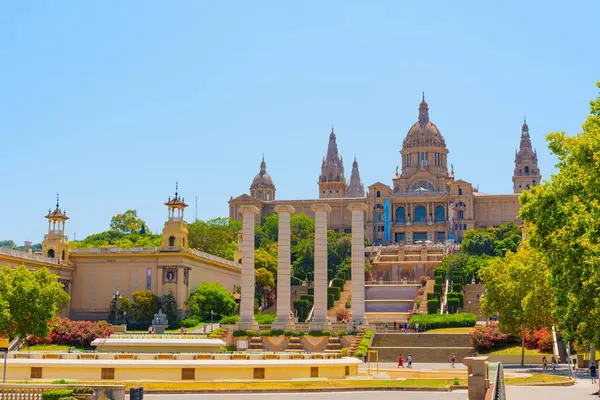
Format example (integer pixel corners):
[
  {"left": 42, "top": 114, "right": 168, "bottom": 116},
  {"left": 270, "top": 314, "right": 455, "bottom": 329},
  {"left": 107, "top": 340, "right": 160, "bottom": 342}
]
[{"left": 328, "top": 281, "right": 352, "bottom": 319}]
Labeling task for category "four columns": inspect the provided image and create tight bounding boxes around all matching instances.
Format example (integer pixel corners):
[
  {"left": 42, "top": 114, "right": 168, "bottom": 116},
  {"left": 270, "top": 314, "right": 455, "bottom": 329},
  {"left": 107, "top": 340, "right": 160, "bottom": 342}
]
[
  {"left": 272, "top": 205, "right": 295, "bottom": 330},
  {"left": 311, "top": 204, "right": 332, "bottom": 330},
  {"left": 349, "top": 203, "right": 368, "bottom": 325},
  {"left": 239, "top": 205, "right": 259, "bottom": 330}
]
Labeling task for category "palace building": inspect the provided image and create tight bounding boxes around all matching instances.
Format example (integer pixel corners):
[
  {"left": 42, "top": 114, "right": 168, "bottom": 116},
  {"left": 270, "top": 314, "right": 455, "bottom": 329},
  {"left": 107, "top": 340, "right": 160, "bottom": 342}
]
[
  {"left": 0, "top": 189, "right": 241, "bottom": 321},
  {"left": 229, "top": 95, "right": 542, "bottom": 245}
]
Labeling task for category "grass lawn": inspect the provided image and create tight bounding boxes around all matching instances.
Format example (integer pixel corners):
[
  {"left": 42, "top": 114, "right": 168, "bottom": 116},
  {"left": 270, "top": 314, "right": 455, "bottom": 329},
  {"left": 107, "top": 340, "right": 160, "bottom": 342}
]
[
  {"left": 425, "top": 327, "right": 474, "bottom": 334},
  {"left": 165, "top": 322, "right": 209, "bottom": 333},
  {"left": 22, "top": 344, "right": 89, "bottom": 352},
  {"left": 487, "top": 346, "right": 553, "bottom": 356},
  {"left": 505, "top": 373, "right": 571, "bottom": 385}
]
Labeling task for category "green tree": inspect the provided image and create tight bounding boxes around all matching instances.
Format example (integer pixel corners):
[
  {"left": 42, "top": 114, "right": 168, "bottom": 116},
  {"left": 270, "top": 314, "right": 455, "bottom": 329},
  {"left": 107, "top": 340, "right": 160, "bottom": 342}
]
[
  {"left": 159, "top": 290, "right": 178, "bottom": 326},
  {"left": 254, "top": 249, "right": 277, "bottom": 276},
  {"left": 131, "top": 290, "right": 159, "bottom": 322},
  {"left": 0, "top": 265, "right": 69, "bottom": 339},
  {"left": 255, "top": 267, "right": 275, "bottom": 308},
  {"left": 519, "top": 83, "right": 600, "bottom": 347},
  {"left": 110, "top": 210, "right": 147, "bottom": 234},
  {"left": 187, "top": 218, "right": 241, "bottom": 260},
  {"left": 461, "top": 230, "right": 496, "bottom": 256},
  {"left": 188, "top": 282, "right": 237, "bottom": 319},
  {"left": 479, "top": 243, "right": 554, "bottom": 365},
  {"left": 108, "top": 295, "right": 132, "bottom": 324}
]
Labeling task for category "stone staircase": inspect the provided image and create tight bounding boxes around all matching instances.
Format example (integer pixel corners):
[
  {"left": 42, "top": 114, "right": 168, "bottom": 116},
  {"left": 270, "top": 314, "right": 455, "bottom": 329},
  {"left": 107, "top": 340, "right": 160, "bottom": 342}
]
[
  {"left": 248, "top": 336, "right": 265, "bottom": 350},
  {"left": 370, "top": 333, "right": 475, "bottom": 363},
  {"left": 348, "top": 328, "right": 367, "bottom": 356},
  {"left": 463, "top": 284, "right": 485, "bottom": 320},
  {"left": 324, "top": 336, "right": 343, "bottom": 354},
  {"left": 419, "top": 280, "right": 434, "bottom": 314},
  {"left": 285, "top": 336, "right": 305, "bottom": 352},
  {"left": 328, "top": 281, "right": 352, "bottom": 319}
]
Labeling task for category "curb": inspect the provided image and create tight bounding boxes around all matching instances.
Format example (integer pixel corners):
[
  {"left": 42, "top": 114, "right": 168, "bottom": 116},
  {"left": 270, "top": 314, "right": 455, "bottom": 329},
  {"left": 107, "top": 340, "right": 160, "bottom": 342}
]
[{"left": 142, "top": 386, "right": 457, "bottom": 394}]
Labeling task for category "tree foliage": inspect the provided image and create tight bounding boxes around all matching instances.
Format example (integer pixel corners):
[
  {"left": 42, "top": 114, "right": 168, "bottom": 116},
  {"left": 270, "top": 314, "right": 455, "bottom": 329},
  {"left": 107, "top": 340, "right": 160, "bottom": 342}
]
[
  {"left": 479, "top": 242, "right": 554, "bottom": 364},
  {"left": 110, "top": 210, "right": 147, "bottom": 234},
  {"left": 70, "top": 230, "right": 161, "bottom": 249},
  {"left": 188, "top": 282, "right": 237, "bottom": 319},
  {"left": 187, "top": 218, "right": 241, "bottom": 260},
  {"left": 519, "top": 82, "right": 600, "bottom": 346},
  {"left": 0, "top": 265, "right": 70, "bottom": 339},
  {"left": 131, "top": 290, "right": 160, "bottom": 322}
]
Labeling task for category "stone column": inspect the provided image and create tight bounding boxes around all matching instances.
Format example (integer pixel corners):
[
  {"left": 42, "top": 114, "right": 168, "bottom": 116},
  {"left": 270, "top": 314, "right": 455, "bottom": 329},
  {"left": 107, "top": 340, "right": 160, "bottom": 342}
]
[
  {"left": 176, "top": 267, "right": 186, "bottom": 318},
  {"left": 311, "top": 204, "right": 331, "bottom": 331},
  {"left": 272, "top": 205, "right": 295, "bottom": 330},
  {"left": 349, "top": 203, "right": 368, "bottom": 325},
  {"left": 239, "top": 205, "right": 259, "bottom": 330}
]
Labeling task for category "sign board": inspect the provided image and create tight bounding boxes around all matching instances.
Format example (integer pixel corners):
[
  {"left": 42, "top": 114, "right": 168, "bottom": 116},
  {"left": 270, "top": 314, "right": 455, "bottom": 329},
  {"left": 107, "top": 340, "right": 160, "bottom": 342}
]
[
  {"left": 383, "top": 200, "right": 391, "bottom": 242},
  {"left": 0, "top": 338, "right": 9, "bottom": 352},
  {"left": 237, "top": 340, "right": 248, "bottom": 351}
]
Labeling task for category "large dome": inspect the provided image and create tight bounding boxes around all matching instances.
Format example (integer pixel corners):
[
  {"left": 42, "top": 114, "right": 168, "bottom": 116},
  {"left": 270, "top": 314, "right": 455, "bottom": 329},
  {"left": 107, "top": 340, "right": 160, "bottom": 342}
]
[
  {"left": 251, "top": 159, "right": 275, "bottom": 189},
  {"left": 402, "top": 96, "right": 446, "bottom": 149}
]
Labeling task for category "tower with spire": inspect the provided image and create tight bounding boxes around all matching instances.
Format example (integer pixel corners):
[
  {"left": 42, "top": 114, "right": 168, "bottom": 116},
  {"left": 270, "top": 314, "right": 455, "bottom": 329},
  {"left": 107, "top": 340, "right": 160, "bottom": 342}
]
[
  {"left": 319, "top": 126, "right": 347, "bottom": 198},
  {"left": 250, "top": 155, "right": 276, "bottom": 201},
  {"left": 161, "top": 182, "right": 189, "bottom": 251},
  {"left": 347, "top": 157, "right": 365, "bottom": 197},
  {"left": 42, "top": 194, "right": 70, "bottom": 263},
  {"left": 513, "top": 119, "right": 542, "bottom": 194}
]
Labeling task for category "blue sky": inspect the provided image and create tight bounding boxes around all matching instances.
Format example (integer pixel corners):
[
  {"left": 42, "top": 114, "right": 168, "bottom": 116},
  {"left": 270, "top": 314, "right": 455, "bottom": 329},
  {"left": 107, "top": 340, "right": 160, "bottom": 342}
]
[{"left": 1, "top": 1, "right": 598, "bottom": 244}]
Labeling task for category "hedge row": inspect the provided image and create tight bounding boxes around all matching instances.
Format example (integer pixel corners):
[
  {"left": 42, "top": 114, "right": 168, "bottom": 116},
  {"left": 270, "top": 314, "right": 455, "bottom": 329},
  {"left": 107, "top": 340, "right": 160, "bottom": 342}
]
[
  {"left": 427, "top": 298, "right": 440, "bottom": 314},
  {"left": 354, "top": 330, "right": 374, "bottom": 358},
  {"left": 408, "top": 313, "right": 476, "bottom": 331}
]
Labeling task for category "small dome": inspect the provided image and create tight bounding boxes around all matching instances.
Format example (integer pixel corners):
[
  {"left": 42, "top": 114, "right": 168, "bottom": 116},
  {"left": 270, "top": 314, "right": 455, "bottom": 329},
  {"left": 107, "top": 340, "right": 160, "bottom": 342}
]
[
  {"left": 402, "top": 94, "right": 446, "bottom": 149},
  {"left": 251, "top": 158, "right": 275, "bottom": 189}
]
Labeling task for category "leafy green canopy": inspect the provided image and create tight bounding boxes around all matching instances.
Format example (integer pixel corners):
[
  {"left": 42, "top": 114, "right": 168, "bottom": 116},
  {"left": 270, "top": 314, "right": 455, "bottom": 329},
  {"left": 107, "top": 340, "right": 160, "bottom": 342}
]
[
  {"left": 188, "top": 282, "right": 237, "bottom": 319},
  {"left": 0, "top": 265, "right": 70, "bottom": 339},
  {"left": 187, "top": 217, "right": 241, "bottom": 260},
  {"left": 519, "top": 82, "right": 600, "bottom": 346}
]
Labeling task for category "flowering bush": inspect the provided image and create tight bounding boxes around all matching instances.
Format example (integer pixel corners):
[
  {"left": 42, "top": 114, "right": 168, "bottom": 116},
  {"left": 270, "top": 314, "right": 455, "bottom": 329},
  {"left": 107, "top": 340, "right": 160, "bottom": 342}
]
[
  {"left": 525, "top": 328, "right": 553, "bottom": 353},
  {"left": 27, "top": 318, "right": 113, "bottom": 348},
  {"left": 469, "top": 323, "right": 515, "bottom": 352}
]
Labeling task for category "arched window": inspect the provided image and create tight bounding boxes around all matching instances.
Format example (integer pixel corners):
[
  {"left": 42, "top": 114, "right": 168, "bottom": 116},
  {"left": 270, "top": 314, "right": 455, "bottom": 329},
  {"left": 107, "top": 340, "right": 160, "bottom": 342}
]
[
  {"left": 434, "top": 206, "right": 445, "bottom": 222},
  {"left": 169, "top": 236, "right": 175, "bottom": 247},
  {"left": 47, "top": 249, "right": 55, "bottom": 258},
  {"left": 519, "top": 168, "right": 522, "bottom": 176},
  {"left": 61, "top": 250, "right": 65, "bottom": 260},
  {"left": 414, "top": 206, "right": 427, "bottom": 223},
  {"left": 395, "top": 207, "right": 406, "bottom": 223},
  {"left": 266, "top": 192, "right": 271, "bottom": 201},
  {"left": 258, "top": 191, "right": 263, "bottom": 198},
  {"left": 458, "top": 187, "right": 463, "bottom": 195},
  {"left": 524, "top": 166, "right": 530, "bottom": 175},
  {"left": 376, "top": 191, "right": 381, "bottom": 198}
]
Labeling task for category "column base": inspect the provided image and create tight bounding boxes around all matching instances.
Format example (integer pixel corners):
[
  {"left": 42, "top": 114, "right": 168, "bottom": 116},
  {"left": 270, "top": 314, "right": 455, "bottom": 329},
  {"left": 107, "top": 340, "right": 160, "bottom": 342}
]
[
  {"left": 239, "top": 317, "right": 259, "bottom": 331},
  {"left": 272, "top": 317, "right": 295, "bottom": 331},
  {"left": 310, "top": 316, "right": 331, "bottom": 331}
]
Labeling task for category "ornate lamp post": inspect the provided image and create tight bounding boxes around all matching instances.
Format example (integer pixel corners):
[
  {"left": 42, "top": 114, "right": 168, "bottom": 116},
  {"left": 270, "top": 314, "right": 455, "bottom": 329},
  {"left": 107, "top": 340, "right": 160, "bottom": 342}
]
[{"left": 112, "top": 290, "right": 122, "bottom": 325}]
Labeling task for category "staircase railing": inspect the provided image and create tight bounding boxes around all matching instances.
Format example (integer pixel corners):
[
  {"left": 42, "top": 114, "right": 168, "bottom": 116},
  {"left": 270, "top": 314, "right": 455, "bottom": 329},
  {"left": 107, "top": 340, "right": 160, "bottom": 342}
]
[
  {"left": 441, "top": 278, "right": 450, "bottom": 314},
  {"left": 491, "top": 362, "right": 506, "bottom": 400}
]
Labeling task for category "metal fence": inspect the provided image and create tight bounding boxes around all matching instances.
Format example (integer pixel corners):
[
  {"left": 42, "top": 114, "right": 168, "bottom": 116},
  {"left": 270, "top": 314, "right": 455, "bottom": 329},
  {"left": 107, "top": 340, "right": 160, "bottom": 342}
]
[{"left": 492, "top": 362, "right": 506, "bottom": 400}]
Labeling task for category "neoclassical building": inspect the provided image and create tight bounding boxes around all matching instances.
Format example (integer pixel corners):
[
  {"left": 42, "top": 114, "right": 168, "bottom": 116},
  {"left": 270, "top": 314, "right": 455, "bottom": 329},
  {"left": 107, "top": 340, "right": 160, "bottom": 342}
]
[
  {"left": 0, "top": 189, "right": 241, "bottom": 321},
  {"left": 229, "top": 95, "right": 541, "bottom": 245}
]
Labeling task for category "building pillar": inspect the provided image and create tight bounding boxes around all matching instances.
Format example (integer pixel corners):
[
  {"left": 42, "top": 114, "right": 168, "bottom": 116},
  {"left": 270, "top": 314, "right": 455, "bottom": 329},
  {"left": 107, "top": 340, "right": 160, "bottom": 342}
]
[
  {"left": 311, "top": 204, "right": 331, "bottom": 331},
  {"left": 156, "top": 267, "right": 163, "bottom": 297},
  {"left": 272, "top": 205, "right": 296, "bottom": 330},
  {"left": 349, "top": 203, "right": 368, "bottom": 326},
  {"left": 239, "top": 206, "right": 259, "bottom": 330},
  {"left": 176, "top": 267, "right": 186, "bottom": 318}
]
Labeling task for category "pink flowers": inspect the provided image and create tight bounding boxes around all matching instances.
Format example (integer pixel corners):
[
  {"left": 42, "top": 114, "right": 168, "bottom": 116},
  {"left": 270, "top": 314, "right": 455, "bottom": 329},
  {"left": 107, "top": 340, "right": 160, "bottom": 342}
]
[
  {"left": 27, "top": 318, "right": 114, "bottom": 347},
  {"left": 469, "top": 323, "right": 513, "bottom": 351}
]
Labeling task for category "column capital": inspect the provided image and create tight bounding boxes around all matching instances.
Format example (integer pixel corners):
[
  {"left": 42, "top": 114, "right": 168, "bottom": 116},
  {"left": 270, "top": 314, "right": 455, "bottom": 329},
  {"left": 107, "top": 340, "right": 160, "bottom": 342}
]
[
  {"left": 240, "top": 205, "right": 260, "bottom": 215},
  {"left": 274, "top": 204, "right": 296, "bottom": 214},
  {"left": 348, "top": 203, "right": 368, "bottom": 212},
  {"left": 311, "top": 203, "right": 332, "bottom": 213}
]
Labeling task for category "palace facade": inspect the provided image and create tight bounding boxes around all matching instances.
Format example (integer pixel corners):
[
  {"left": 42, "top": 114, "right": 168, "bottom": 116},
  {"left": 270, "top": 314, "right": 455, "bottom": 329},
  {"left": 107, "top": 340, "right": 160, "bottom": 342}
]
[
  {"left": 229, "top": 95, "right": 541, "bottom": 244},
  {"left": 0, "top": 190, "right": 241, "bottom": 321}
]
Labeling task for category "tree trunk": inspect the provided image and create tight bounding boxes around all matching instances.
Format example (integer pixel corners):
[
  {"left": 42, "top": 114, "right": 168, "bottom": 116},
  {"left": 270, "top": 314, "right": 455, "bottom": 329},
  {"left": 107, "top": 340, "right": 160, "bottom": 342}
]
[{"left": 521, "top": 323, "right": 525, "bottom": 367}]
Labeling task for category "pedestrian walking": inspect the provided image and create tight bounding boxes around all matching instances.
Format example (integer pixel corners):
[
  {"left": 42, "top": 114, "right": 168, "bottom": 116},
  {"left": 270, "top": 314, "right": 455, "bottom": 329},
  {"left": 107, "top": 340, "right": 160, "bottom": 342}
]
[
  {"left": 393, "top": 321, "right": 397, "bottom": 330},
  {"left": 451, "top": 352, "right": 456, "bottom": 368},
  {"left": 589, "top": 361, "right": 597, "bottom": 384},
  {"left": 542, "top": 356, "right": 548, "bottom": 371},
  {"left": 407, "top": 354, "right": 413, "bottom": 368},
  {"left": 551, "top": 355, "right": 557, "bottom": 371},
  {"left": 397, "top": 354, "right": 404, "bottom": 368},
  {"left": 571, "top": 362, "right": 577, "bottom": 382}
]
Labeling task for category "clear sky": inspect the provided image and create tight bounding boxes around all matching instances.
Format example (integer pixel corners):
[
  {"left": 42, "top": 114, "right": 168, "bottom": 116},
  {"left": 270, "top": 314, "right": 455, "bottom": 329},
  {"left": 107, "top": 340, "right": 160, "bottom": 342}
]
[{"left": 1, "top": 1, "right": 598, "bottom": 245}]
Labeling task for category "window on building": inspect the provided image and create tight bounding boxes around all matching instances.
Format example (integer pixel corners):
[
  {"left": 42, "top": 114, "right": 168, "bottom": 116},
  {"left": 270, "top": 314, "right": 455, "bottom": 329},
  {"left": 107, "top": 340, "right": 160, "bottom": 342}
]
[
  {"left": 434, "top": 206, "right": 445, "bottom": 222},
  {"left": 493, "top": 225, "right": 500, "bottom": 229},
  {"left": 413, "top": 232, "right": 427, "bottom": 243},
  {"left": 463, "top": 224, "right": 467, "bottom": 230},
  {"left": 409, "top": 181, "right": 434, "bottom": 192},
  {"left": 436, "top": 232, "right": 446, "bottom": 243},
  {"left": 480, "top": 225, "right": 487, "bottom": 229},
  {"left": 31, "top": 367, "right": 42, "bottom": 379},
  {"left": 169, "top": 236, "right": 175, "bottom": 247},
  {"left": 395, "top": 207, "right": 406, "bottom": 223},
  {"left": 344, "top": 228, "right": 352, "bottom": 233},
  {"left": 254, "top": 368, "right": 265, "bottom": 379},
  {"left": 61, "top": 250, "right": 65, "bottom": 260},
  {"left": 311, "top": 367, "right": 319, "bottom": 378},
  {"left": 458, "top": 187, "right": 463, "bottom": 195},
  {"left": 266, "top": 192, "right": 271, "bottom": 200},
  {"left": 101, "top": 368, "right": 115, "bottom": 380},
  {"left": 414, "top": 206, "right": 427, "bottom": 223},
  {"left": 524, "top": 166, "right": 530, "bottom": 175},
  {"left": 47, "top": 249, "right": 55, "bottom": 258},
  {"left": 376, "top": 191, "right": 381, "bottom": 198},
  {"left": 394, "top": 232, "right": 405, "bottom": 243},
  {"left": 458, "top": 210, "right": 464, "bottom": 220},
  {"left": 182, "top": 368, "right": 195, "bottom": 380},
  {"left": 146, "top": 267, "right": 152, "bottom": 291},
  {"left": 376, "top": 212, "right": 382, "bottom": 221}
]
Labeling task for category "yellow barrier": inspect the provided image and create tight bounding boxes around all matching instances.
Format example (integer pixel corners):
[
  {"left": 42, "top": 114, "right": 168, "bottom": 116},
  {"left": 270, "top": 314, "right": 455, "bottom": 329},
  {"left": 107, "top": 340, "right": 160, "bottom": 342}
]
[{"left": 367, "top": 350, "right": 379, "bottom": 375}]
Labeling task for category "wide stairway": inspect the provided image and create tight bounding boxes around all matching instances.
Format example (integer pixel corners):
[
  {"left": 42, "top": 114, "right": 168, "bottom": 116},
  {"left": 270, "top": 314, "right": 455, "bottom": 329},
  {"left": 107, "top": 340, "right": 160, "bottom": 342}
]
[
  {"left": 328, "top": 281, "right": 352, "bottom": 319},
  {"left": 364, "top": 284, "right": 419, "bottom": 323},
  {"left": 370, "top": 333, "right": 475, "bottom": 363},
  {"left": 463, "top": 284, "right": 485, "bottom": 320}
]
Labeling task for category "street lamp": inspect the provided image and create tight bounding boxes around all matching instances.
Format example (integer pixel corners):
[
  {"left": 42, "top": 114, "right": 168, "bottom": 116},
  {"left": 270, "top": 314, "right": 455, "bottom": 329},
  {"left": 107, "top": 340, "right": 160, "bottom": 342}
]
[
  {"left": 112, "top": 290, "right": 122, "bottom": 325},
  {"left": 210, "top": 309, "right": 215, "bottom": 326}
]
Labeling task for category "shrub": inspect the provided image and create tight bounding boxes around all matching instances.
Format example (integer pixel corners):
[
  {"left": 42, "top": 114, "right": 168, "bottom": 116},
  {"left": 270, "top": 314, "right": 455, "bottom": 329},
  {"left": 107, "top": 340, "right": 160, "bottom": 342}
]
[
  {"left": 328, "top": 286, "right": 341, "bottom": 301},
  {"left": 233, "top": 330, "right": 248, "bottom": 337},
  {"left": 427, "top": 298, "right": 440, "bottom": 314},
  {"left": 51, "top": 380, "right": 71, "bottom": 384},
  {"left": 291, "top": 276, "right": 303, "bottom": 286},
  {"left": 345, "top": 299, "right": 351, "bottom": 308},
  {"left": 469, "top": 323, "right": 515, "bottom": 352},
  {"left": 447, "top": 292, "right": 464, "bottom": 309},
  {"left": 42, "top": 390, "right": 73, "bottom": 400},
  {"left": 419, "top": 276, "right": 428, "bottom": 286},
  {"left": 434, "top": 284, "right": 443, "bottom": 296},
  {"left": 427, "top": 292, "right": 440, "bottom": 301},
  {"left": 525, "top": 328, "right": 553, "bottom": 353},
  {"left": 259, "top": 330, "right": 271, "bottom": 337},
  {"left": 327, "top": 294, "right": 335, "bottom": 309},
  {"left": 453, "top": 377, "right": 460, "bottom": 386},
  {"left": 283, "top": 330, "right": 296, "bottom": 337},
  {"left": 254, "top": 314, "right": 276, "bottom": 325},
  {"left": 332, "top": 278, "right": 345, "bottom": 290},
  {"left": 246, "top": 329, "right": 258, "bottom": 337},
  {"left": 58, "top": 397, "right": 78, "bottom": 400},
  {"left": 27, "top": 318, "right": 113, "bottom": 348},
  {"left": 71, "top": 387, "right": 94, "bottom": 394},
  {"left": 301, "top": 294, "right": 314, "bottom": 305},
  {"left": 447, "top": 298, "right": 460, "bottom": 314},
  {"left": 308, "top": 330, "right": 325, "bottom": 336},
  {"left": 452, "top": 282, "right": 463, "bottom": 293},
  {"left": 270, "top": 329, "right": 283, "bottom": 337},
  {"left": 434, "top": 275, "right": 444, "bottom": 285},
  {"left": 337, "top": 330, "right": 348, "bottom": 337},
  {"left": 410, "top": 313, "right": 476, "bottom": 331},
  {"left": 180, "top": 316, "right": 200, "bottom": 328},
  {"left": 219, "top": 315, "right": 240, "bottom": 324},
  {"left": 296, "top": 330, "right": 306, "bottom": 337},
  {"left": 308, "top": 287, "right": 314, "bottom": 295},
  {"left": 340, "top": 348, "right": 349, "bottom": 357},
  {"left": 208, "top": 327, "right": 223, "bottom": 338},
  {"left": 354, "top": 330, "right": 374, "bottom": 358},
  {"left": 434, "top": 268, "right": 446, "bottom": 280},
  {"left": 293, "top": 299, "right": 311, "bottom": 322}
]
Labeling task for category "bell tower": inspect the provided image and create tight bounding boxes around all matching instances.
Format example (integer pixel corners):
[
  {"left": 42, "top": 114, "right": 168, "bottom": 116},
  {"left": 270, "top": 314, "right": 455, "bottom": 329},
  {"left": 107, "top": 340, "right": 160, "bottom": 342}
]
[
  {"left": 513, "top": 119, "right": 542, "bottom": 194},
  {"left": 318, "top": 126, "right": 347, "bottom": 198},
  {"left": 161, "top": 182, "right": 189, "bottom": 251},
  {"left": 42, "top": 194, "right": 70, "bottom": 263}
]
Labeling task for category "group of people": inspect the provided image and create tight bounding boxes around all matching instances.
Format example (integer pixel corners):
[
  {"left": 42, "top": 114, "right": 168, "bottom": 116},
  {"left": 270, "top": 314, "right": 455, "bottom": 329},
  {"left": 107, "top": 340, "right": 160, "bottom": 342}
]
[
  {"left": 542, "top": 355, "right": 599, "bottom": 384},
  {"left": 383, "top": 321, "right": 420, "bottom": 332},
  {"left": 397, "top": 354, "right": 413, "bottom": 368}
]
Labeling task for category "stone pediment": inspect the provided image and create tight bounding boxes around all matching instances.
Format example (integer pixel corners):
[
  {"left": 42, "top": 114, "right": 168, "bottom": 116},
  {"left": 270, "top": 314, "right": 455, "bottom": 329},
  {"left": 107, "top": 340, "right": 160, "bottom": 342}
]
[
  {"left": 229, "top": 194, "right": 262, "bottom": 204},
  {"left": 368, "top": 182, "right": 390, "bottom": 189}
]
